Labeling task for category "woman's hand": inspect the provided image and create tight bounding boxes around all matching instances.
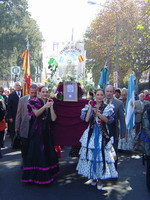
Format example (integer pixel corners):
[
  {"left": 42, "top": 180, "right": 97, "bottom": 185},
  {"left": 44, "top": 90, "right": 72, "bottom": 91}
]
[
  {"left": 47, "top": 99, "right": 54, "bottom": 108},
  {"left": 88, "top": 100, "right": 92, "bottom": 107},
  {"left": 44, "top": 101, "right": 51, "bottom": 108},
  {"left": 32, "top": 99, "right": 54, "bottom": 117},
  {"left": 48, "top": 99, "right": 56, "bottom": 121},
  {"left": 44, "top": 99, "right": 54, "bottom": 108}
]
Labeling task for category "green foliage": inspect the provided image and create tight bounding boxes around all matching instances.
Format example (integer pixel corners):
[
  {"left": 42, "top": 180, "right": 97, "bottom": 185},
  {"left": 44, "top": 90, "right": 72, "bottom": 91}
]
[
  {"left": 47, "top": 58, "right": 58, "bottom": 78},
  {"left": 84, "top": 0, "right": 150, "bottom": 88},
  {"left": 55, "top": 92, "right": 63, "bottom": 101},
  {"left": 44, "top": 78, "right": 57, "bottom": 93},
  {"left": 0, "top": 0, "right": 43, "bottom": 80}
]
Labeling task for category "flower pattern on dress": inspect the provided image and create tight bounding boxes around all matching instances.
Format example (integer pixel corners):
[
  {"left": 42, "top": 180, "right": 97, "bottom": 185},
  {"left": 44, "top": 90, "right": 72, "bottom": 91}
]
[{"left": 27, "top": 98, "right": 42, "bottom": 116}]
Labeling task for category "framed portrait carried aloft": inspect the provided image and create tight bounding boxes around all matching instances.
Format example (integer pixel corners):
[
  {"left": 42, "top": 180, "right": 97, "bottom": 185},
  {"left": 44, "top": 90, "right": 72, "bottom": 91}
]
[{"left": 63, "top": 82, "right": 78, "bottom": 102}]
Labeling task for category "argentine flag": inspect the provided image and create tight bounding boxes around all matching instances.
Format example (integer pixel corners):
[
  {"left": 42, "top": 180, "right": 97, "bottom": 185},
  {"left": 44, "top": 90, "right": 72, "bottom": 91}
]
[{"left": 125, "top": 74, "right": 135, "bottom": 134}]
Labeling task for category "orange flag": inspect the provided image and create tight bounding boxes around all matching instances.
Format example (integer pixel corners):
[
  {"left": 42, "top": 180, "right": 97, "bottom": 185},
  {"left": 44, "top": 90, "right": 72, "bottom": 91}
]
[{"left": 22, "top": 49, "right": 30, "bottom": 96}]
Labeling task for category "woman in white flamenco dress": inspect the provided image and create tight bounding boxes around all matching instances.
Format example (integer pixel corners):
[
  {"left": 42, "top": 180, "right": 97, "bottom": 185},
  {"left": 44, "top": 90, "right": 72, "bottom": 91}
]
[{"left": 76, "top": 89, "right": 118, "bottom": 190}]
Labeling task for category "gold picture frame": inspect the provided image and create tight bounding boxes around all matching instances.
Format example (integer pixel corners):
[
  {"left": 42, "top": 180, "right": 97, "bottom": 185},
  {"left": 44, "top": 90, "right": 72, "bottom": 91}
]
[{"left": 63, "top": 82, "right": 78, "bottom": 102}]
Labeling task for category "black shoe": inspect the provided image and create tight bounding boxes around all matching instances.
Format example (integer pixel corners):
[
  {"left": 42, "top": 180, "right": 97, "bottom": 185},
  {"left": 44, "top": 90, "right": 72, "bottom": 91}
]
[{"left": 1, "top": 144, "right": 5, "bottom": 148}]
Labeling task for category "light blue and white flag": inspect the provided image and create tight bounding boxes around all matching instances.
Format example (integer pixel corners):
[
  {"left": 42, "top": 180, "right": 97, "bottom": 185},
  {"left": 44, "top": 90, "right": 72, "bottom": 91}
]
[
  {"left": 98, "top": 66, "right": 109, "bottom": 90},
  {"left": 125, "top": 74, "right": 135, "bottom": 135}
]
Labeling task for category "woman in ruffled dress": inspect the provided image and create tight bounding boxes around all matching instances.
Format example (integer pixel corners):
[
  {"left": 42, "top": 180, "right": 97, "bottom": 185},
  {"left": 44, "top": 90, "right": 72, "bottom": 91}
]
[
  {"left": 76, "top": 89, "right": 118, "bottom": 190},
  {"left": 22, "top": 86, "right": 59, "bottom": 184}
]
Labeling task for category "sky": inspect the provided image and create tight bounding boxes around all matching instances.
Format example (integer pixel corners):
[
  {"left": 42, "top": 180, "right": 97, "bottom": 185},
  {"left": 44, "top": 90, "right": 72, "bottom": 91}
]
[{"left": 27, "top": 0, "right": 106, "bottom": 54}]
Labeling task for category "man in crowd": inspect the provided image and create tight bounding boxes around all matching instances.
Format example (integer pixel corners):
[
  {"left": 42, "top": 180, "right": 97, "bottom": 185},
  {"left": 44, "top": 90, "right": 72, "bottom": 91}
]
[
  {"left": 105, "top": 85, "right": 126, "bottom": 168},
  {"left": 7, "top": 82, "right": 22, "bottom": 145},
  {"left": 135, "top": 92, "right": 149, "bottom": 135},
  {"left": 15, "top": 84, "right": 38, "bottom": 166},
  {"left": 114, "top": 88, "right": 121, "bottom": 99},
  {"left": 142, "top": 103, "right": 150, "bottom": 191}
]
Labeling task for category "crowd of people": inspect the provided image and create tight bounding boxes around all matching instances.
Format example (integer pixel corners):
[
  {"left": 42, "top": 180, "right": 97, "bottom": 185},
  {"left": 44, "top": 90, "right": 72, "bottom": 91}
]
[{"left": 0, "top": 82, "right": 150, "bottom": 191}]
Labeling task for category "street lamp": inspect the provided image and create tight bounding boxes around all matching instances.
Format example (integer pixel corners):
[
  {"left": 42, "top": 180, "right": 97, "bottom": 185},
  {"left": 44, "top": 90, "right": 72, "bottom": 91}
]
[{"left": 88, "top": 1, "right": 119, "bottom": 88}]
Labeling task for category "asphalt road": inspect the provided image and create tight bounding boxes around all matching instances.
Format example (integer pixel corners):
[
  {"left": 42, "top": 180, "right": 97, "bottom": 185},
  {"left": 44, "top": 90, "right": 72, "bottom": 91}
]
[{"left": 0, "top": 136, "right": 150, "bottom": 200}]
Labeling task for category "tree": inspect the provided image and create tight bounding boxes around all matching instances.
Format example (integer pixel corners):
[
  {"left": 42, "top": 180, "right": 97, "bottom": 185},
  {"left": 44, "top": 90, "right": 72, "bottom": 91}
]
[
  {"left": 0, "top": 0, "right": 43, "bottom": 81},
  {"left": 84, "top": 0, "right": 150, "bottom": 89}
]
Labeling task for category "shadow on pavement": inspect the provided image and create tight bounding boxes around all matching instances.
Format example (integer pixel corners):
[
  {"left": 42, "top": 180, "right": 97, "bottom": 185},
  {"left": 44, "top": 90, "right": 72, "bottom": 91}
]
[{"left": 0, "top": 137, "right": 150, "bottom": 200}]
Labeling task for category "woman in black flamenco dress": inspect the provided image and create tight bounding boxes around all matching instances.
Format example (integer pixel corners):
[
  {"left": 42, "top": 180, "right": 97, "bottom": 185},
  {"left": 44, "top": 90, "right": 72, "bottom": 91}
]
[{"left": 22, "top": 86, "right": 59, "bottom": 184}]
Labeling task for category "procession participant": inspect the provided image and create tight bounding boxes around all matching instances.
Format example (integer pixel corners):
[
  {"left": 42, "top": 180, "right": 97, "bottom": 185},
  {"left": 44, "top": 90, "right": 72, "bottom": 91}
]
[
  {"left": 3, "top": 89, "right": 10, "bottom": 139},
  {"left": 135, "top": 93, "right": 149, "bottom": 136},
  {"left": 0, "top": 96, "right": 6, "bottom": 158},
  {"left": 144, "top": 90, "right": 150, "bottom": 101},
  {"left": 0, "top": 87, "right": 7, "bottom": 148},
  {"left": 142, "top": 103, "right": 150, "bottom": 191},
  {"left": 7, "top": 82, "right": 22, "bottom": 144},
  {"left": 15, "top": 84, "right": 38, "bottom": 166},
  {"left": 0, "top": 87, "right": 6, "bottom": 100},
  {"left": 77, "top": 89, "right": 118, "bottom": 190},
  {"left": 105, "top": 85, "right": 126, "bottom": 168},
  {"left": 118, "top": 88, "right": 134, "bottom": 151},
  {"left": 120, "top": 88, "right": 128, "bottom": 110},
  {"left": 114, "top": 88, "right": 121, "bottom": 99},
  {"left": 22, "top": 86, "right": 59, "bottom": 184}
]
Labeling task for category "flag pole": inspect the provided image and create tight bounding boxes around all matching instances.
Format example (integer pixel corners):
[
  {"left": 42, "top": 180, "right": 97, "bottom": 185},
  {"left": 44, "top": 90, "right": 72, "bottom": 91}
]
[{"left": 27, "top": 40, "right": 29, "bottom": 50}]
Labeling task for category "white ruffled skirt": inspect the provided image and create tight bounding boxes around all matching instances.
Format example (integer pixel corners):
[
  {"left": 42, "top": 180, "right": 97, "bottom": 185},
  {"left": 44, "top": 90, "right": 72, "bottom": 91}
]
[{"left": 76, "top": 127, "right": 118, "bottom": 180}]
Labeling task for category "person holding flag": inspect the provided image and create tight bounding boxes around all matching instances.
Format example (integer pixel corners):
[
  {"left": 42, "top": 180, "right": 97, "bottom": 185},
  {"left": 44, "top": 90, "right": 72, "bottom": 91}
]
[{"left": 118, "top": 74, "right": 135, "bottom": 151}]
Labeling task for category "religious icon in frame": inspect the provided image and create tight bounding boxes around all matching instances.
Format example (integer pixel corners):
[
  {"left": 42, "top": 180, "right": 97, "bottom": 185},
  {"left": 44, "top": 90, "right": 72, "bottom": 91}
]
[{"left": 63, "top": 82, "right": 78, "bottom": 102}]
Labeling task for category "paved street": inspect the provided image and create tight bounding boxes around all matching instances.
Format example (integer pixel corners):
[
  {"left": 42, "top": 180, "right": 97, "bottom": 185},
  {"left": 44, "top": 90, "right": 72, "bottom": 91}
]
[{"left": 0, "top": 136, "right": 150, "bottom": 200}]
